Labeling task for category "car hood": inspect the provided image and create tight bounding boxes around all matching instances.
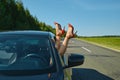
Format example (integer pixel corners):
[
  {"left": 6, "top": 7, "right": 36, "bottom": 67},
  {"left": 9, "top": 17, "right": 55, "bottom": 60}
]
[{"left": 0, "top": 74, "right": 49, "bottom": 80}]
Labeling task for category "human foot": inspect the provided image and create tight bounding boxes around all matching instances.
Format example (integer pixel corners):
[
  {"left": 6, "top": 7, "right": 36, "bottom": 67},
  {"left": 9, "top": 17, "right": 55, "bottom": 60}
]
[
  {"left": 66, "top": 23, "right": 75, "bottom": 39},
  {"left": 54, "top": 22, "right": 65, "bottom": 36}
]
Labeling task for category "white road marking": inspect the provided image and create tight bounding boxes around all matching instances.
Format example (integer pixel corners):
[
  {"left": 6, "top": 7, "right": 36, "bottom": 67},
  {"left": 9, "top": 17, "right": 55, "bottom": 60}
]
[{"left": 81, "top": 47, "right": 91, "bottom": 53}]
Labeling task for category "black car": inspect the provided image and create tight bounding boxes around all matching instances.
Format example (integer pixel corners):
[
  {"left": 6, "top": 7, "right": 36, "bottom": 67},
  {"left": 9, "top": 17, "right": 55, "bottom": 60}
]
[{"left": 0, "top": 31, "right": 84, "bottom": 80}]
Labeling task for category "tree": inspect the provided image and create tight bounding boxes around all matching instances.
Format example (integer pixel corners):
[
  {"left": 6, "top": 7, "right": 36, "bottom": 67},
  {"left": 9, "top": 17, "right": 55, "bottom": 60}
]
[{"left": 0, "top": 0, "right": 75, "bottom": 36}]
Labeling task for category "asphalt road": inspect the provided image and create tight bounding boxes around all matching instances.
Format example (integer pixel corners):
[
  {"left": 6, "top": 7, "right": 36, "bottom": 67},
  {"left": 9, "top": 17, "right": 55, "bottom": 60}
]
[{"left": 66, "top": 39, "right": 120, "bottom": 80}]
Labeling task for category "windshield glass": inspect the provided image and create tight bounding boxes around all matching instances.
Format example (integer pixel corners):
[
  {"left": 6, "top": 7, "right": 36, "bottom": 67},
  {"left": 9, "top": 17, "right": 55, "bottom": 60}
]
[{"left": 0, "top": 34, "right": 53, "bottom": 70}]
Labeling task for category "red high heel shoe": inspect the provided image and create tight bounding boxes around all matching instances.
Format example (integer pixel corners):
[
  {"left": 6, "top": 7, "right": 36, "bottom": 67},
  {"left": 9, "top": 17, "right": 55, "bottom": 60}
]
[
  {"left": 68, "top": 23, "right": 76, "bottom": 38},
  {"left": 54, "top": 22, "right": 65, "bottom": 35}
]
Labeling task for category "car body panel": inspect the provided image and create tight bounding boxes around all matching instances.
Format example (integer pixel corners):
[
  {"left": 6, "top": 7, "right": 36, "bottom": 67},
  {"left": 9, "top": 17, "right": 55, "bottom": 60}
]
[{"left": 0, "top": 74, "right": 49, "bottom": 80}]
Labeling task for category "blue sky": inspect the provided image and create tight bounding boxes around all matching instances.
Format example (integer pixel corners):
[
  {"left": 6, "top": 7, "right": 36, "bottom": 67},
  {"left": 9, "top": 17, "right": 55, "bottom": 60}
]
[{"left": 22, "top": 0, "right": 120, "bottom": 36}]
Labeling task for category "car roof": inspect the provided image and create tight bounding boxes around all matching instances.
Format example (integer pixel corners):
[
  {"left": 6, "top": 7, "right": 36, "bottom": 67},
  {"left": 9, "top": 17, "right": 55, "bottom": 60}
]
[{"left": 0, "top": 30, "right": 55, "bottom": 38}]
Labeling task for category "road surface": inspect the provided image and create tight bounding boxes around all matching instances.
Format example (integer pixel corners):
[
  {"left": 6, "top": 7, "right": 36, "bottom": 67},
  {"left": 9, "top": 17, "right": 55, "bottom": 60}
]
[{"left": 66, "top": 39, "right": 120, "bottom": 80}]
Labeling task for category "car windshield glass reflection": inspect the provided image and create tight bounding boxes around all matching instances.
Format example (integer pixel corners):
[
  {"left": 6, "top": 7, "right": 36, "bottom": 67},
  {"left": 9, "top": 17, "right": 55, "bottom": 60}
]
[{"left": 0, "top": 35, "right": 53, "bottom": 70}]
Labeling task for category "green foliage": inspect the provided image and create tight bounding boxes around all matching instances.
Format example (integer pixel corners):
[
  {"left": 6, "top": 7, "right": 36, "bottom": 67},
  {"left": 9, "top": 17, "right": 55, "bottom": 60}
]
[
  {"left": 79, "top": 37, "right": 120, "bottom": 51},
  {"left": 0, "top": 0, "right": 79, "bottom": 36},
  {"left": 0, "top": 0, "right": 55, "bottom": 34}
]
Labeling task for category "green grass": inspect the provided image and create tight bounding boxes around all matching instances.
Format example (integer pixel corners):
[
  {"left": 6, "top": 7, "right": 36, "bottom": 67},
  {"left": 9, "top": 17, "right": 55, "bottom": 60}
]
[{"left": 78, "top": 37, "right": 120, "bottom": 52}]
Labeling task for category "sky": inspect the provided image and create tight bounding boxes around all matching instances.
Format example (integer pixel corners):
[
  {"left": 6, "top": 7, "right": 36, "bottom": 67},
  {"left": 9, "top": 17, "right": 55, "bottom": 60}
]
[{"left": 22, "top": 0, "right": 120, "bottom": 36}]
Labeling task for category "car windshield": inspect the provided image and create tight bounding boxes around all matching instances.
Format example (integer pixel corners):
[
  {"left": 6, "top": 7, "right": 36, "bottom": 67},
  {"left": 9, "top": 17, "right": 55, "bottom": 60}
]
[{"left": 0, "top": 34, "right": 53, "bottom": 70}]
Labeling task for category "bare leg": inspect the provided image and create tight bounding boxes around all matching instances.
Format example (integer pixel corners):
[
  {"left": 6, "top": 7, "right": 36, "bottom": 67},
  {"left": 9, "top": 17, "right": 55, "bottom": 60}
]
[
  {"left": 59, "top": 24, "right": 75, "bottom": 56},
  {"left": 49, "top": 23, "right": 74, "bottom": 77},
  {"left": 59, "top": 37, "right": 69, "bottom": 56},
  {"left": 54, "top": 22, "right": 64, "bottom": 50},
  {"left": 49, "top": 22, "right": 64, "bottom": 78}
]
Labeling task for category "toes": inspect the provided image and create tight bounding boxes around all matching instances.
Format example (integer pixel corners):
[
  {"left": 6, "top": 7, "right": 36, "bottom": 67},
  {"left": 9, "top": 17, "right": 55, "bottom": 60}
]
[
  {"left": 54, "top": 22, "right": 59, "bottom": 25},
  {"left": 54, "top": 22, "right": 61, "bottom": 27},
  {"left": 54, "top": 22, "right": 62, "bottom": 30},
  {"left": 68, "top": 23, "right": 74, "bottom": 33},
  {"left": 68, "top": 23, "right": 73, "bottom": 28}
]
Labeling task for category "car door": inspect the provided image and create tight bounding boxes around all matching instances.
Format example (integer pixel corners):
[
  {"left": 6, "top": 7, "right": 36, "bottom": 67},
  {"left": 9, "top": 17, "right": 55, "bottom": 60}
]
[
  {"left": 49, "top": 37, "right": 71, "bottom": 80},
  {"left": 59, "top": 54, "right": 72, "bottom": 80}
]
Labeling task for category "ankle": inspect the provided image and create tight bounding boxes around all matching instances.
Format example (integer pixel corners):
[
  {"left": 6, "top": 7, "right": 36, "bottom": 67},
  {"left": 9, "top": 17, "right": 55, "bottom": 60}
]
[
  {"left": 56, "top": 36, "right": 61, "bottom": 40},
  {"left": 66, "top": 33, "right": 75, "bottom": 39},
  {"left": 65, "top": 35, "right": 70, "bottom": 39}
]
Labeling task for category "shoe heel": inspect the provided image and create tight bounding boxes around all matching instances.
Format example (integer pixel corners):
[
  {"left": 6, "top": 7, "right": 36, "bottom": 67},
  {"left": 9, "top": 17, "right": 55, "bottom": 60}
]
[{"left": 62, "top": 26, "right": 65, "bottom": 34}]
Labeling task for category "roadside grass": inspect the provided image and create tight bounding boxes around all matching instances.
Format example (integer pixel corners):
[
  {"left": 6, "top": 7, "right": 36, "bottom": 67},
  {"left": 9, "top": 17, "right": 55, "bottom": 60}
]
[{"left": 78, "top": 37, "right": 120, "bottom": 52}]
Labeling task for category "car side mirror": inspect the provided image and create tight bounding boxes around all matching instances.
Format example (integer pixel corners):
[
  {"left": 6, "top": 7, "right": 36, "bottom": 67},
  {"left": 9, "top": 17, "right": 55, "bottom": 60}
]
[{"left": 64, "top": 53, "right": 84, "bottom": 68}]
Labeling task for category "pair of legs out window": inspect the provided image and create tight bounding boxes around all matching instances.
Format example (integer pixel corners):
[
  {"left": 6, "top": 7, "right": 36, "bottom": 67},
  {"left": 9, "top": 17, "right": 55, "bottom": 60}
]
[
  {"left": 48, "top": 22, "right": 76, "bottom": 78},
  {"left": 54, "top": 22, "right": 76, "bottom": 56}
]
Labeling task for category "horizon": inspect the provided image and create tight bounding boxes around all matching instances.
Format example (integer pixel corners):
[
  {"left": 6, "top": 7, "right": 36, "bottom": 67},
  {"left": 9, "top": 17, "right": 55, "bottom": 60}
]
[
  {"left": 79, "top": 35, "right": 120, "bottom": 37},
  {"left": 22, "top": 0, "right": 120, "bottom": 36}
]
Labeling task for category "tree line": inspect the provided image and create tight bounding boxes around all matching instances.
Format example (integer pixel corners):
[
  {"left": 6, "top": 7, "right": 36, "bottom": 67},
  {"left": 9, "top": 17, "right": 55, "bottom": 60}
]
[{"left": 0, "top": 0, "right": 56, "bottom": 34}]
